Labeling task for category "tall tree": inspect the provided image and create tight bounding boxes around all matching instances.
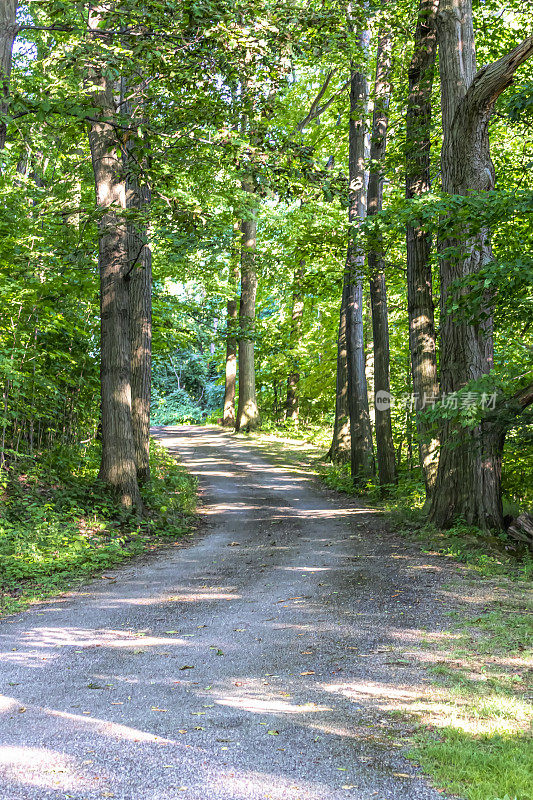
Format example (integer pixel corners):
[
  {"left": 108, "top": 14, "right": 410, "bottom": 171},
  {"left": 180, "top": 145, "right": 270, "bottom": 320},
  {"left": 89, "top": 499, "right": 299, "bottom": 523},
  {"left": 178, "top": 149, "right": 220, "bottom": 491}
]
[
  {"left": 328, "top": 280, "right": 351, "bottom": 462},
  {"left": 367, "top": 28, "right": 397, "bottom": 488},
  {"left": 429, "top": 0, "right": 533, "bottom": 528},
  {"left": 124, "top": 79, "right": 152, "bottom": 485},
  {"left": 345, "top": 27, "right": 375, "bottom": 482},
  {"left": 285, "top": 261, "right": 305, "bottom": 422},
  {"left": 0, "top": 0, "right": 19, "bottom": 154},
  {"left": 405, "top": 0, "right": 439, "bottom": 498},
  {"left": 223, "top": 222, "right": 240, "bottom": 427},
  {"left": 235, "top": 194, "right": 260, "bottom": 431},
  {"left": 88, "top": 6, "right": 141, "bottom": 510}
]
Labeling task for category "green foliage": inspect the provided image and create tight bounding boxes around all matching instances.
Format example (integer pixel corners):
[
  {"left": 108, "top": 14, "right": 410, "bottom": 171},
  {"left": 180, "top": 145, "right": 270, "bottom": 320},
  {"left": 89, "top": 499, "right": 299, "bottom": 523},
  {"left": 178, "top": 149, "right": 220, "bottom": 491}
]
[
  {"left": 0, "top": 440, "right": 196, "bottom": 615},
  {"left": 411, "top": 731, "right": 533, "bottom": 800}
]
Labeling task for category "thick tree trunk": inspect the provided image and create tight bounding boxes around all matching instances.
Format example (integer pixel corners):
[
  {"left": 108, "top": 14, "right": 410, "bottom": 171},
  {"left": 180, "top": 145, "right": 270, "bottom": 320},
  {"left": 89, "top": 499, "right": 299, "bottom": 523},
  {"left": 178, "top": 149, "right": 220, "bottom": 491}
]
[
  {"left": 406, "top": 0, "right": 440, "bottom": 498},
  {"left": 0, "top": 0, "right": 19, "bottom": 155},
  {"left": 235, "top": 208, "right": 260, "bottom": 431},
  {"left": 88, "top": 8, "right": 141, "bottom": 511},
  {"left": 328, "top": 278, "right": 351, "bottom": 462},
  {"left": 345, "top": 37, "right": 374, "bottom": 482},
  {"left": 367, "top": 30, "right": 397, "bottom": 488},
  {"left": 127, "top": 181, "right": 152, "bottom": 485},
  {"left": 430, "top": 1, "right": 533, "bottom": 529},
  {"left": 124, "top": 81, "right": 152, "bottom": 485},
  {"left": 286, "top": 261, "right": 304, "bottom": 423}
]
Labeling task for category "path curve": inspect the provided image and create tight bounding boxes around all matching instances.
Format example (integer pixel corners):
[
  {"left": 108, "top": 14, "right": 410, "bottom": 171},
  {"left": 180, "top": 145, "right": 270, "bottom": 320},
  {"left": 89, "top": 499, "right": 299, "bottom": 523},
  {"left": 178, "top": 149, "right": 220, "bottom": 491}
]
[{"left": 0, "top": 426, "right": 451, "bottom": 800}]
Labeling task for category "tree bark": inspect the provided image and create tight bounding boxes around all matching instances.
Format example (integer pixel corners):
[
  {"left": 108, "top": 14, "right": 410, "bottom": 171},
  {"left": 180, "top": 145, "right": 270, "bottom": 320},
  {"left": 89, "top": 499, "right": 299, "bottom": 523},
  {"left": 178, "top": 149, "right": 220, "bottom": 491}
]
[
  {"left": 223, "top": 222, "right": 240, "bottom": 426},
  {"left": 124, "top": 80, "right": 152, "bottom": 485},
  {"left": 429, "top": 0, "right": 533, "bottom": 529},
  {"left": 127, "top": 179, "right": 152, "bottom": 486},
  {"left": 0, "top": 0, "right": 19, "bottom": 155},
  {"left": 345, "top": 32, "right": 375, "bottom": 482},
  {"left": 286, "top": 261, "right": 304, "bottom": 423},
  {"left": 406, "top": 0, "right": 440, "bottom": 498},
  {"left": 88, "top": 7, "right": 141, "bottom": 511},
  {"left": 368, "top": 29, "right": 397, "bottom": 488},
  {"left": 235, "top": 200, "right": 260, "bottom": 431},
  {"left": 328, "top": 278, "right": 351, "bottom": 462}
]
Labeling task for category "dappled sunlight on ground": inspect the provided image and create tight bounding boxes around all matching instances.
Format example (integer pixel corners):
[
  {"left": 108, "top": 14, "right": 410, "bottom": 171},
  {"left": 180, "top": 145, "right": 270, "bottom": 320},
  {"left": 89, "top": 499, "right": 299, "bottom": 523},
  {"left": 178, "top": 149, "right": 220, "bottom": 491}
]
[
  {"left": 2, "top": 426, "right": 530, "bottom": 799},
  {"left": 3, "top": 627, "right": 191, "bottom": 650},
  {"left": 0, "top": 746, "right": 97, "bottom": 792}
]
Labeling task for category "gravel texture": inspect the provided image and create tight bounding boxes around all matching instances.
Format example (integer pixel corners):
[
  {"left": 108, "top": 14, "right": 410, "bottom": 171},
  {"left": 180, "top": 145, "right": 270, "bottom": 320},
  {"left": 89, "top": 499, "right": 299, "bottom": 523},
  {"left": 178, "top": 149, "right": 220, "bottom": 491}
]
[{"left": 0, "top": 425, "right": 454, "bottom": 800}]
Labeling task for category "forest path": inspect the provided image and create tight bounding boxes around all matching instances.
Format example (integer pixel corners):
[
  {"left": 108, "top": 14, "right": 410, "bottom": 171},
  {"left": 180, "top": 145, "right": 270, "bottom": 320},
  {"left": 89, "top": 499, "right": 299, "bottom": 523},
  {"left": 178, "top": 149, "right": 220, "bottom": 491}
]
[{"left": 0, "top": 425, "right": 452, "bottom": 800}]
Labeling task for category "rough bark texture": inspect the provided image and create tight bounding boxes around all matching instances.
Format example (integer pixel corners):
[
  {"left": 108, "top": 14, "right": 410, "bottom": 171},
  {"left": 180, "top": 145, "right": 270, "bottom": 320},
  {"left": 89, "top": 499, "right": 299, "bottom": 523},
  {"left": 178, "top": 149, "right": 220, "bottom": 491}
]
[
  {"left": 127, "top": 179, "right": 152, "bottom": 486},
  {"left": 345, "top": 35, "right": 375, "bottom": 482},
  {"left": 507, "top": 514, "right": 533, "bottom": 552},
  {"left": 0, "top": 0, "right": 19, "bottom": 154},
  {"left": 430, "top": 0, "right": 533, "bottom": 529},
  {"left": 367, "top": 30, "right": 397, "bottom": 488},
  {"left": 223, "top": 226, "right": 240, "bottom": 427},
  {"left": 285, "top": 262, "right": 304, "bottom": 422},
  {"left": 88, "top": 8, "right": 141, "bottom": 510},
  {"left": 123, "top": 80, "right": 152, "bottom": 486},
  {"left": 406, "top": 0, "right": 440, "bottom": 497},
  {"left": 328, "top": 278, "right": 351, "bottom": 462},
  {"left": 235, "top": 209, "right": 260, "bottom": 432}
]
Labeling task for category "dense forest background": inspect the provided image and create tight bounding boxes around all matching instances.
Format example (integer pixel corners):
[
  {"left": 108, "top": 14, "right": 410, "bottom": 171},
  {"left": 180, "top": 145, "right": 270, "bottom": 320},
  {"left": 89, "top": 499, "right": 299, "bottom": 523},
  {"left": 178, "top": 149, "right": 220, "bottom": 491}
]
[{"left": 0, "top": 0, "right": 532, "bottom": 540}]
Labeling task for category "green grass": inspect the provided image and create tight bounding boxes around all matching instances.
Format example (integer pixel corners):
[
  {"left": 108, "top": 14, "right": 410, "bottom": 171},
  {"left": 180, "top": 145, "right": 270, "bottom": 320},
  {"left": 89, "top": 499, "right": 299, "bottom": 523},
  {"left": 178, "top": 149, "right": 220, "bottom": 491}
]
[
  {"left": 0, "top": 439, "right": 196, "bottom": 615},
  {"left": 412, "top": 730, "right": 533, "bottom": 800},
  {"left": 238, "top": 424, "right": 533, "bottom": 800}
]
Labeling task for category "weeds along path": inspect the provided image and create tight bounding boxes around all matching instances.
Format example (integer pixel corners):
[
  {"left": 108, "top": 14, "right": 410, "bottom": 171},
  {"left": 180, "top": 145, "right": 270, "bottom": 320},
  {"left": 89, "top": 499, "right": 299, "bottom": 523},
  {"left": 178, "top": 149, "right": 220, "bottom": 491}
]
[{"left": 0, "top": 425, "right": 454, "bottom": 800}]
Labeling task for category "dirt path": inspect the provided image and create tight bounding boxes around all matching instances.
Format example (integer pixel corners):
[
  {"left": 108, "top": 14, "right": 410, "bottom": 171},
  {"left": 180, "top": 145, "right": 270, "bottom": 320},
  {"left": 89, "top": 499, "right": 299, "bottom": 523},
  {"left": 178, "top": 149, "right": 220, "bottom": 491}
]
[{"left": 0, "top": 425, "right": 453, "bottom": 800}]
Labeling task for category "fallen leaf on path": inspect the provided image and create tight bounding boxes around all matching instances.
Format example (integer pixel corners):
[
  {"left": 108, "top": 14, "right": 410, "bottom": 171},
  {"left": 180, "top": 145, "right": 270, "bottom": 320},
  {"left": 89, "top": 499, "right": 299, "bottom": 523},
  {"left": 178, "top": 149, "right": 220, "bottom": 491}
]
[
  {"left": 267, "top": 730, "right": 279, "bottom": 735},
  {"left": 300, "top": 671, "right": 315, "bottom": 676},
  {"left": 179, "top": 665, "right": 194, "bottom": 670}
]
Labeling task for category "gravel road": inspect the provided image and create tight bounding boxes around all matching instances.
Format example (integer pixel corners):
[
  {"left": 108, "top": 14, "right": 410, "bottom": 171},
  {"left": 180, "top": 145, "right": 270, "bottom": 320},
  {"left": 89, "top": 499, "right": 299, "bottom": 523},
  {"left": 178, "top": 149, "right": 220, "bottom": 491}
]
[{"left": 0, "top": 425, "right": 453, "bottom": 800}]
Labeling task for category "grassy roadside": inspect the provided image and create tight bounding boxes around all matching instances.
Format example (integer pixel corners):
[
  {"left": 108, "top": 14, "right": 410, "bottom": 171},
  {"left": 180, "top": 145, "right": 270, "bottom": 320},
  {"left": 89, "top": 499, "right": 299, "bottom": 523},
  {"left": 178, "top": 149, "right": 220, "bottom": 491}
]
[
  {"left": 0, "top": 440, "right": 197, "bottom": 617},
  {"left": 239, "top": 427, "right": 533, "bottom": 800}
]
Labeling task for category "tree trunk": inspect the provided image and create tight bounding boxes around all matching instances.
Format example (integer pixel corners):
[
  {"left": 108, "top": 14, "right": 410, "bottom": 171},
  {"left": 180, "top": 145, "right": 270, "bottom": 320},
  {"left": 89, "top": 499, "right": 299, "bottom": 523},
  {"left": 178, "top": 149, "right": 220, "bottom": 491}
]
[
  {"left": 286, "top": 261, "right": 304, "bottom": 423},
  {"left": 235, "top": 205, "right": 260, "bottom": 431},
  {"left": 405, "top": 0, "right": 440, "bottom": 498},
  {"left": 0, "top": 0, "right": 19, "bottom": 155},
  {"left": 88, "top": 7, "right": 141, "bottom": 511},
  {"left": 345, "top": 34, "right": 374, "bottom": 482},
  {"left": 127, "top": 182, "right": 152, "bottom": 485},
  {"left": 328, "top": 278, "right": 351, "bottom": 462},
  {"left": 223, "top": 224, "right": 240, "bottom": 426},
  {"left": 124, "top": 81, "right": 152, "bottom": 485},
  {"left": 367, "top": 29, "right": 397, "bottom": 488},
  {"left": 429, "top": 1, "right": 533, "bottom": 529}
]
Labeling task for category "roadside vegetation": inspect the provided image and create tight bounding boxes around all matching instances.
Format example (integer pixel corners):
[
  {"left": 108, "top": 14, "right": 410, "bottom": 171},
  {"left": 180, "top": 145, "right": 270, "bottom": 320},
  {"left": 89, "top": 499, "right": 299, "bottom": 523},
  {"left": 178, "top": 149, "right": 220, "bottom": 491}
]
[
  {"left": 0, "top": 441, "right": 196, "bottom": 616},
  {"left": 238, "top": 425, "right": 533, "bottom": 800}
]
